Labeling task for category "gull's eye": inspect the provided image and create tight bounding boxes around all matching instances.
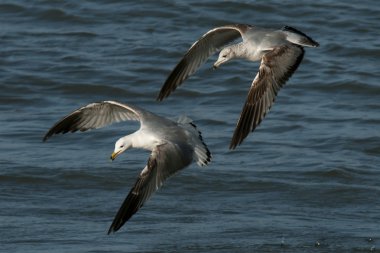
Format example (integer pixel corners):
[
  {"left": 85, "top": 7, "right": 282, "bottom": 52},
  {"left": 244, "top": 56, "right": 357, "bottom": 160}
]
[{"left": 120, "top": 145, "right": 124, "bottom": 148}]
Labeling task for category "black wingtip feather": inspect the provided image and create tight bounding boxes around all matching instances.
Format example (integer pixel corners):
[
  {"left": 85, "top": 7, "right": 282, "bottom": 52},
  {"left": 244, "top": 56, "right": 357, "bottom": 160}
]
[
  {"left": 157, "top": 57, "right": 190, "bottom": 101},
  {"left": 107, "top": 188, "right": 142, "bottom": 235}
]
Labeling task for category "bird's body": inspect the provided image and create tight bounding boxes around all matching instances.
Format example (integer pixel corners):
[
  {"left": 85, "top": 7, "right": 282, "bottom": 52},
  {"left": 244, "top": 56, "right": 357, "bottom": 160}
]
[
  {"left": 230, "top": 28, "right": 285, "bottom": 61},
  {"left": 43, "top": 101, "right": 211, "bottom": 234},
  {"left": 157, "top": 24, "right": 319, "bottom": 149}
]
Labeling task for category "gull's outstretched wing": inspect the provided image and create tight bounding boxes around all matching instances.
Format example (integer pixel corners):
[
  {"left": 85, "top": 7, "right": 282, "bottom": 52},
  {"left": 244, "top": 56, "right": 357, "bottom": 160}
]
[
  {"left": 230, "top": 45, "right": 305, "bottom": 149},
  {"left": 43, "top": 101, "right": 142, "bottom": 141},
  {"left": 157, "top": 24, "right": 251, "bottom": 101},
  {"left": 108, "top": 142, "right": 193, "bottom": 234}
]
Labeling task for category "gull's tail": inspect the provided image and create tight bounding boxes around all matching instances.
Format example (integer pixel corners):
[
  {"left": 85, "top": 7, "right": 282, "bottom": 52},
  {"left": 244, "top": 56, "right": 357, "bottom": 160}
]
[
  {"left": 177, "top": 116, "right": 211, "bottom": 166},
  {"left": 282, "top": 26, "right": 319, "bottom": 47}
]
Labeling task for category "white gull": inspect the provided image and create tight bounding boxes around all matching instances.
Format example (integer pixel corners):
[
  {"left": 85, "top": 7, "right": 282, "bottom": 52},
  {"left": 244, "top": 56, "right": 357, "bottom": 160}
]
[
  {"left": 157, "top": 24, "right": 319, "bottom": 149},
  {"left": 43, "top": 101, "right": 211, "bottom": 234}
]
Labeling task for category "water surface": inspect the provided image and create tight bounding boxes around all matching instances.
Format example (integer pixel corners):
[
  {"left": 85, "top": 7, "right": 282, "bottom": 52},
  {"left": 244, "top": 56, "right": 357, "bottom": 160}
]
[{"left": 1, "top": 1, "right": 379, "bottom": 252}]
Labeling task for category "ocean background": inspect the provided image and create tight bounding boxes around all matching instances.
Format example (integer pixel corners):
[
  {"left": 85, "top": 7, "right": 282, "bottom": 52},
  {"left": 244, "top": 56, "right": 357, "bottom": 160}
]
[{"left": 1, "top": 0, "right": 379, "bottom": 252}]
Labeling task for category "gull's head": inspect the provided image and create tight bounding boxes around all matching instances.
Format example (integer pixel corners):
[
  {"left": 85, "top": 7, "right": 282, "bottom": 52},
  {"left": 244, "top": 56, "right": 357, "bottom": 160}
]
[
  {"left": 110, "top": 137, "right": 130, "bottom": 161},
  {"left": 213, "top": 47, "right": 234, "bottom": 69}
]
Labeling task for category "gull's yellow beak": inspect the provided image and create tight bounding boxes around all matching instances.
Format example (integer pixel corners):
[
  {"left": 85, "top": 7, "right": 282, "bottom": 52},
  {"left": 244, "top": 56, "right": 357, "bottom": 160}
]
[
  {"left": 110, "top": 151, "right": 121, "bottom": 161},
  {"left": 213, "top": 60, "right": 224, "bottom": 69}
]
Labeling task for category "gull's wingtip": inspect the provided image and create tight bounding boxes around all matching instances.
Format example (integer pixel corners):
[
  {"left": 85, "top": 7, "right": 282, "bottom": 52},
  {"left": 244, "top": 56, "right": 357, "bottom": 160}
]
[
  {"left": 156, "top": 92, "right": 165, "bottom": 102},
  {"left": 229, "top": 137, "right": 242, "bottom": 150},
  {"left": 107, "top": 226, "right": 115, "bottom": 235},
  {"left": 229, "top": 128, "right": 244, "bottom": 150},
  {"left": 229, "top": 139, "right": 237, "bottom": 150},
  {"left": 107, "top": 218, "right": 125, "bottom": 235},
  {"left": 156, "top": 85, "right": 171, "bottom": 101},
  {"left": 107, "top": 221, "right": 122, "bottom": 235},
  {"left": 42, "top": 132, "right": 51, "bottom": 142}
]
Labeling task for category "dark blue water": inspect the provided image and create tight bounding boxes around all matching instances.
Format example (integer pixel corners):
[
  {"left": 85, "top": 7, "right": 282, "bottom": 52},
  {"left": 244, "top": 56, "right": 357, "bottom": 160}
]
[{"left": 1, "top": 1, "right": 379, "bottom": 252}]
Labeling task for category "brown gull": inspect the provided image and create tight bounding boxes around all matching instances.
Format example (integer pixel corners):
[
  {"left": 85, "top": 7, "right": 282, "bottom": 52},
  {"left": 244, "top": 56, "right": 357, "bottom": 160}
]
[{"left": 157, "top": 24, "right": 319, "bottom": 149}]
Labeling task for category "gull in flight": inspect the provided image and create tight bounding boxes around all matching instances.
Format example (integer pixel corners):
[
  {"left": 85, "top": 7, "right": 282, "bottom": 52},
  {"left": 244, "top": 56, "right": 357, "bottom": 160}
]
[
  {"left": 43, "top": 101, "right": 211, "bottom": 234},
  {"left": 157, "top": 24, "right": 319, "bottom": 149}
]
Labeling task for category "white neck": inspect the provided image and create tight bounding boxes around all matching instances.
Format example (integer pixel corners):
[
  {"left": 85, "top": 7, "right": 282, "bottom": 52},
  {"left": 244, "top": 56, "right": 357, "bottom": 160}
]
[
  {"left": 124, "top": 130, "right": 159, "bottom": 151},
  {"left": 230, "top": 42, "right": 248, "bottom": 58},
  {"left": 230, "top": 42, "right": 260, "bottom": 61}
]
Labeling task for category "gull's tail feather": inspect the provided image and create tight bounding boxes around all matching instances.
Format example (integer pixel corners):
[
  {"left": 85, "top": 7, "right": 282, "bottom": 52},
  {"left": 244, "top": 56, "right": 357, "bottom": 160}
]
[
  {"left": 189, "top": 122, "right": 212, "bottom": 166},
  {"left": 282, "top": 26, "right": 319, "bottom": 47},
  {"left": 178, "top": 117, "right": 211, "bottom": 166}
]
